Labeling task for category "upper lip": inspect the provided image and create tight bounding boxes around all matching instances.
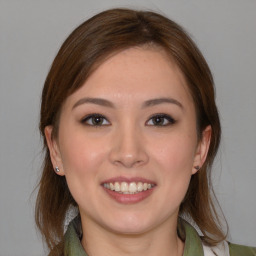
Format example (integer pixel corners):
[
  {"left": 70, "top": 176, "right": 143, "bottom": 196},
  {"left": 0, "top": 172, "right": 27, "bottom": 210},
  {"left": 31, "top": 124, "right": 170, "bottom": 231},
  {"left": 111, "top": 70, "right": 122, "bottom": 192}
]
[{"left": 101, "top": 176, "right": 156, "bottom": 185}]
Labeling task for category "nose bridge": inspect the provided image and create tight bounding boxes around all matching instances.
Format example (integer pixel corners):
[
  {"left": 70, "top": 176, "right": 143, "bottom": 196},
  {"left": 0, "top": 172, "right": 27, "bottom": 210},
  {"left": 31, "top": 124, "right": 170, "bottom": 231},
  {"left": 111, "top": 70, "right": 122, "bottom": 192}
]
[{"left": 109, "top": 120, "right": 148, "bottom": 168}]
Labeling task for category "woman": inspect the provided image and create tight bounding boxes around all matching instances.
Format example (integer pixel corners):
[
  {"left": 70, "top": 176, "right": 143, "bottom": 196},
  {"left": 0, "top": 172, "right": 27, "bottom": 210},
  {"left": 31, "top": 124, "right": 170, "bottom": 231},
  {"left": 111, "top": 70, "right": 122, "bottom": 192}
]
[{"left": 35, "top": 8, "right": 256, "bottom": 256}]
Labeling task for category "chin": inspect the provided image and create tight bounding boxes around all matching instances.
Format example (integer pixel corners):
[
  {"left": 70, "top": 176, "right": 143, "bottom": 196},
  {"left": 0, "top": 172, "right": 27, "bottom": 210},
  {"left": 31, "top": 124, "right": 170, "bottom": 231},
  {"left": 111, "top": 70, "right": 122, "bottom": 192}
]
[
  {"left": 101, "top": 213, "right": 155, "bottom": 235},
  {"left": 108, "top": 223, "right": 149, "bottom": 235}
]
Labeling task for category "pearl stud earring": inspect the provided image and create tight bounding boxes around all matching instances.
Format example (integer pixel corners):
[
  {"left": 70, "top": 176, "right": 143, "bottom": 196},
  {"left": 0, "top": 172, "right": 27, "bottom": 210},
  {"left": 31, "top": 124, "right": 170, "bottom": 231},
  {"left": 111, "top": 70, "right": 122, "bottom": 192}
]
[{"left": 55, "top": 166, "right": 60, "bottom": 173}]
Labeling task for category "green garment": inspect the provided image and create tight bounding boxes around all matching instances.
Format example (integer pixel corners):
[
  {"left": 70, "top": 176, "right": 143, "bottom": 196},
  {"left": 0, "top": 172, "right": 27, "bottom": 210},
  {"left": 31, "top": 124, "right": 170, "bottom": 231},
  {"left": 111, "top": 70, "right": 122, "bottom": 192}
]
[{"left": 64, "top": 217, "right": 256, "bottom": 256}]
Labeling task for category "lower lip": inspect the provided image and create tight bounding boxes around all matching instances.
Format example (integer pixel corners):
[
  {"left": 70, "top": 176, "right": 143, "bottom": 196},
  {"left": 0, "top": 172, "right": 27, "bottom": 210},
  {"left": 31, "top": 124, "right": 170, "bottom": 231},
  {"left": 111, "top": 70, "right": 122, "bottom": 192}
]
[{"left": 102, "top": 187, "right": 155, "bottom": 204}]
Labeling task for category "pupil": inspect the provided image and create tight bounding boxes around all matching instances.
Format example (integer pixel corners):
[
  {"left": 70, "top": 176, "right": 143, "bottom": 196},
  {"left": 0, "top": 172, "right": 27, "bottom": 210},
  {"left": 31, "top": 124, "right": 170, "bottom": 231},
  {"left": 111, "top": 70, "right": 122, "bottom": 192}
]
[
  {"left": 93, "top": 116, "right": 102, "bottom": 125},
  {"left": 154, "top": 117, "right": 163, "bottom": 125}
]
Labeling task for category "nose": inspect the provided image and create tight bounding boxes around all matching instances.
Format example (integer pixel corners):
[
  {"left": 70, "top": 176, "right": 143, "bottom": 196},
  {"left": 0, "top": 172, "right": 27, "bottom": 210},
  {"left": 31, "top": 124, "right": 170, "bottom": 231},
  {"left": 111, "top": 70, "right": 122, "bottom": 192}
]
[{"left": 109, "top": 124, "right": 149, "bottom": 168}]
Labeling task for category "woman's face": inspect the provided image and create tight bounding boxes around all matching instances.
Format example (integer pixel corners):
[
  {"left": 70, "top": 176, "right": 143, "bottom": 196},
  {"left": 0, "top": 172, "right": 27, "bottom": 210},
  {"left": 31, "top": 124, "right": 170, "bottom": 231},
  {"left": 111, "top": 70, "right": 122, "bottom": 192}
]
[{"left": 46, "top": 47, "right": 211, "bottom": 235}]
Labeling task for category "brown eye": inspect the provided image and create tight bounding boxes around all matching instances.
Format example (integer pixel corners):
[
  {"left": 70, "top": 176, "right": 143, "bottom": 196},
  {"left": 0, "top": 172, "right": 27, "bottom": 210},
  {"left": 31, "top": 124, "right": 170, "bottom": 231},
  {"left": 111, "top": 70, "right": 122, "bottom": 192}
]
[
  {"left": 146, "top": 114, "right": 176, "bottom": 126},
  {"left": 82, "top": 114, "right": 110, "bottom": 126}
]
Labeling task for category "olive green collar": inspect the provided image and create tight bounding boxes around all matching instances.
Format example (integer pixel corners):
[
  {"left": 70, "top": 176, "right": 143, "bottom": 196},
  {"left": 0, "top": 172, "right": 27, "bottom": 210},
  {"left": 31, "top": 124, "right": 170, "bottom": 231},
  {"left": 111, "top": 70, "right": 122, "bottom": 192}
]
[
  {"left": 181, "top": 219, "right": 204, "bottom": 256},
  {"left": 64, "top": 217, "right": 204, "bottom": 256},
  {"left": 64, "top": 217, "right": 87, "bottom": 256}
]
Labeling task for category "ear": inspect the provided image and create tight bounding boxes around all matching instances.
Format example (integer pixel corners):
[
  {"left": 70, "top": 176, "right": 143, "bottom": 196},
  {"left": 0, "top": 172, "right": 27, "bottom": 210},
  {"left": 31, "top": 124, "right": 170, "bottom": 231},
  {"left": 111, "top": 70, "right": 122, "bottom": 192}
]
[
  {"left": 44, "top": 126, "right": 65, "bottom": 176},
  {"left": 192, "top": 125, "right": 212, "bottom": 174}
]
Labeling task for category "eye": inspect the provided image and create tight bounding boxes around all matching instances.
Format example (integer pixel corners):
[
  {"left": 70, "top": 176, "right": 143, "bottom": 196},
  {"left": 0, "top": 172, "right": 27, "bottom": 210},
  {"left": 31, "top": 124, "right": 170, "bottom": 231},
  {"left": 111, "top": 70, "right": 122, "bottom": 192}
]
[
  {"left": 146, "top": 114, "right": 176, "bottom": 126},
  {"left": 81, "top": 114, "right": 110, "bottom": 126}
]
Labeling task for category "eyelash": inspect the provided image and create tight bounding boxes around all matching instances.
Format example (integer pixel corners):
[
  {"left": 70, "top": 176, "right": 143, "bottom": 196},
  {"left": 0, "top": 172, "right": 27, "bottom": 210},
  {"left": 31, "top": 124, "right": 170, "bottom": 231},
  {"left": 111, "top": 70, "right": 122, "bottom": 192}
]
[
  {"left": 81, "top": 114, "right": 110, "bottom": 126},
  {"left": 146, "top": 113, "right": 176, "bottom": 126},
  {"left": 81, "top": 113, "right": 176, "bottom": 127}
]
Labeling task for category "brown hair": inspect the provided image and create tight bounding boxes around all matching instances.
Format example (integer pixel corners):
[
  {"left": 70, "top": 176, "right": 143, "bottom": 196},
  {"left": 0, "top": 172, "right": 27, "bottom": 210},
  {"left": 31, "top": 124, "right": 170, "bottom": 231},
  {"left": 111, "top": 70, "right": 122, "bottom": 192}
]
[{"left": 36, "top": 8, "right": 227, "bottom": 254}]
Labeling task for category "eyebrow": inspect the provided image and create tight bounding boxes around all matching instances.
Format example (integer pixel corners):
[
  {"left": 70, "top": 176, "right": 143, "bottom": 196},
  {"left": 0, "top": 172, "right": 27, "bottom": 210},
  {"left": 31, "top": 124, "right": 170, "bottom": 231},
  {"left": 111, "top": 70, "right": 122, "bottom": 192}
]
[
  {"left": 72, "top": 97, "right": 183, "bottom": 110},
  {"left": 142, "top": 98, "right": 183, "bottom": 109},
  {"left": 72, "top": 97, "right": 114, "bottom": 109}
]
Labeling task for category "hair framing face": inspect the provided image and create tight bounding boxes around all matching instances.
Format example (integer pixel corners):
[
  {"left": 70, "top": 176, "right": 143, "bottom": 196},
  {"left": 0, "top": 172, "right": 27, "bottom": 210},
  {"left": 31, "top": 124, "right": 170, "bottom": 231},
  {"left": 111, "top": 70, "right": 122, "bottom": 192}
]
[{"left": 36, "top": 8, "right": 225, "bottom": 251}]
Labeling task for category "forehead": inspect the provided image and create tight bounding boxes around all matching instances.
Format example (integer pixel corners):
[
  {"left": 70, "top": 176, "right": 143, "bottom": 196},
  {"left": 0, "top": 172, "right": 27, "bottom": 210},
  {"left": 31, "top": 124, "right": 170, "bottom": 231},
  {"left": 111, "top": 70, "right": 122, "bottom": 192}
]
[{"left": 64, "top": 47, "right": 194, "bottom": 109}]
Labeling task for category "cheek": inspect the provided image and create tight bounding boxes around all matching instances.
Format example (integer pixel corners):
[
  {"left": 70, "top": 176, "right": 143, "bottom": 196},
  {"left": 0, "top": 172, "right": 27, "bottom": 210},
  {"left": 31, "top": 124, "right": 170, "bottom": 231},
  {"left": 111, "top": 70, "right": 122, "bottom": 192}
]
[
  {"left": 150, "top": 133, "right": 197, "bottom": 200},
  {"left": 152, "top": 133, "right": 197, "bottom": 171},
  {"left": 58, "top": 129, "right": 109, "bottom": 196},
  {"left": 58, "top": 133, "right": 110, "bottom": 210},
  {"left": 59, "top": 127, "right": 106, "bottom": 170},
  {"left": 158, "top": 143, "right": 194, "bottom": 190}
]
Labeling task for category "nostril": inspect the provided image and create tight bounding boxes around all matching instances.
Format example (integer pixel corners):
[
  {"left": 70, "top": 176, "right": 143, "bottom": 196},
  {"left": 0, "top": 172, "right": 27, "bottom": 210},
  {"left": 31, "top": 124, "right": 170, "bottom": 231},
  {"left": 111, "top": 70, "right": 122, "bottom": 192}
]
[
  {"left": 109, "top": 132, "right": 149, "bottom": 167},
  {"left": 112, "top": 157, "right": 147, "bottom": 168}
]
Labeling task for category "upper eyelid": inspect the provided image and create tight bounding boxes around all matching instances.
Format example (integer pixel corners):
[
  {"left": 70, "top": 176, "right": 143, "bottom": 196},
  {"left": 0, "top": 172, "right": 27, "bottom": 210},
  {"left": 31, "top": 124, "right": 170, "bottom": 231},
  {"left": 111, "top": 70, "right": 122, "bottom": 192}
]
[
  {"left": 146, "top": 113, "right": 175, "bottom": 120},
  {"left": 81, "top": 114, "right": 110, "bottom": 123},
  {"left": 146, "top": 113, "right": 176, "bottom": 125}
]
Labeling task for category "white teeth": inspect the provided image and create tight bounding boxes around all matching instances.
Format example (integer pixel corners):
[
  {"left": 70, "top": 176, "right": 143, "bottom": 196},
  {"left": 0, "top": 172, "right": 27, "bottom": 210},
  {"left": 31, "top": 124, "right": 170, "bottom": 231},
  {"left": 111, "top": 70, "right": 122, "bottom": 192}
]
[
  {"left": 103, "top": 181, "right": 155, "bottom": 194},
  {"left": 114, "top": 182, "right": 120, "bottom": 192},
  {"left": 128, "top": 182, "right": 137, "bottom": 193},
  {"left": 137, "top": 182, "right": 143, "bottom": 192},
  {"left": 103, "top": 183, "right": 110, "bottom": 189},
  {"left": 120, "top": 182, "right": 128, "bottom": 192},
  {"left": 110, "top": 183, "right": 115, "bottom": 190}
]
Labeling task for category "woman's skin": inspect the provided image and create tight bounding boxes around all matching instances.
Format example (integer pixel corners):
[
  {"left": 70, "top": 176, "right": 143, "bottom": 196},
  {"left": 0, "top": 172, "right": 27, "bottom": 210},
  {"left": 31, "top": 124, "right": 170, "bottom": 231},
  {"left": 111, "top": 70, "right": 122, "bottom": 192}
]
[{"left": 45, "top": 46, "right": 211, "bottom": 256}]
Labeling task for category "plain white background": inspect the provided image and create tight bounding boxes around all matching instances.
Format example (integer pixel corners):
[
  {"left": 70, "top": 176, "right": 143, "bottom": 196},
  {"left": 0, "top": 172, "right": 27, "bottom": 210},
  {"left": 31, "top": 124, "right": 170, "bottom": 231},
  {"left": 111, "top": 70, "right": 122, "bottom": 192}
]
[{"left": 0, "top": 0, "right": 255, "bottom": 255}]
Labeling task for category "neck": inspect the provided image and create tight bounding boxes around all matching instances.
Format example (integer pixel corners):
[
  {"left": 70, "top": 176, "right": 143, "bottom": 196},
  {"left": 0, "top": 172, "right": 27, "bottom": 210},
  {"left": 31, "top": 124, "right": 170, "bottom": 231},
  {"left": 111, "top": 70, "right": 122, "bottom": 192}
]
[{"left": 81, "top": 217, "right": 184, "bottom": 256}]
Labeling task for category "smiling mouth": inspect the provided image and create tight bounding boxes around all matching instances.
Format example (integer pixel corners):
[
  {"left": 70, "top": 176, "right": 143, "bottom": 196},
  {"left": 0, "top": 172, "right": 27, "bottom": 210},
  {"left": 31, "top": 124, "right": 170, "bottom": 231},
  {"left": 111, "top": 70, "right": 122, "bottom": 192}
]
[{"left": 102, "top": 181, "right": 156, "bottom": 194}]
